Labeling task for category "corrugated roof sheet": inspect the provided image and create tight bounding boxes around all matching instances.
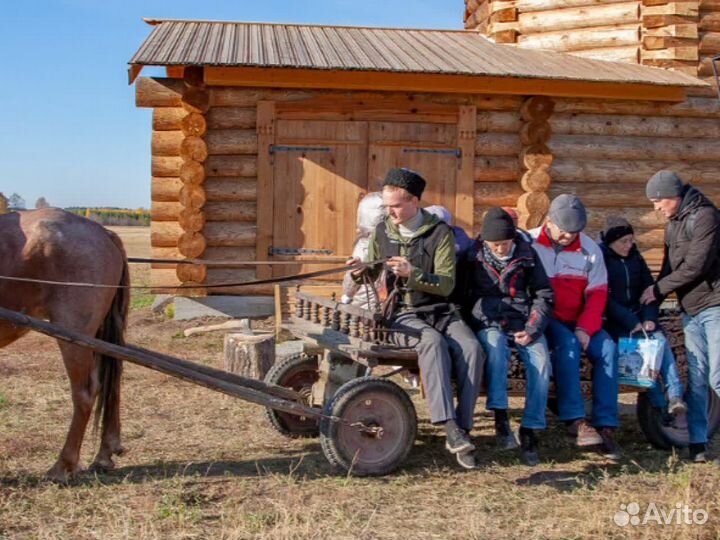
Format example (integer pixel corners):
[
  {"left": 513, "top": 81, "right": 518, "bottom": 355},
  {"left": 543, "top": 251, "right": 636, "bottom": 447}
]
[{"left": 129, "top": 19, "right": 705, "bottom": 88}]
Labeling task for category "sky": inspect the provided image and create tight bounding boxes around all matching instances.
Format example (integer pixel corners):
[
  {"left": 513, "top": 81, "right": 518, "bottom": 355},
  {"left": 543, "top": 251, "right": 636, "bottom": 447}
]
[{"left": 1, "top": 1, "right": 462, "bottom": 209}]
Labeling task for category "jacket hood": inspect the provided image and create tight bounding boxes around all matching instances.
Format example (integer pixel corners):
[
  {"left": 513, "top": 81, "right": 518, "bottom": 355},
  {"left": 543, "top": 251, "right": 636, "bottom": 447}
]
[
  {"left": 675, "top": 184, "right": 715, "bottom": 221},
  {"left": 383, "top": 209, "right": 441, "bottom": 241}
]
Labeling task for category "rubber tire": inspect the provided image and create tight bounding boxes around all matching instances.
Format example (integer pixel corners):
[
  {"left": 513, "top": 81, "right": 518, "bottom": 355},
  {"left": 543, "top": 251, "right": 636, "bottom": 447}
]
[
  {"left": 637, "top": 389, "right": 720, "bottom": 449},
  {"left": 264, "top": 353, "right": 320, "bottom": 438},
  {"left": 320, "top": 377, "right": 417, "bottom": 477}
]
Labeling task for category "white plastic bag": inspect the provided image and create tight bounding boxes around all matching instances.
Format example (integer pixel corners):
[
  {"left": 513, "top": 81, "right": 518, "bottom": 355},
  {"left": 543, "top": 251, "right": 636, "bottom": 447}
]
[{"left": 617, "top": 332, "right": 665, "bottom": 388}]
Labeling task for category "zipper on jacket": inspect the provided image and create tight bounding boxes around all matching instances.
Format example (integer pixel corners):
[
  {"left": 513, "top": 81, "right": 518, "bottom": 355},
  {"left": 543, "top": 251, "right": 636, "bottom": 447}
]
[{"left": 622, "top": 259, "right": 631, "bottom": 303}]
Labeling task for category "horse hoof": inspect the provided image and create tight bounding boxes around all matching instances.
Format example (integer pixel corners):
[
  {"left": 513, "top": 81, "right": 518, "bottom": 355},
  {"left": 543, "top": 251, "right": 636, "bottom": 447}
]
[
  {"left": 89, "top": 459, "right": 115, "bottom": 474},
  {"left": 45, "top": 464, "right": 76, "bottom": 484}
]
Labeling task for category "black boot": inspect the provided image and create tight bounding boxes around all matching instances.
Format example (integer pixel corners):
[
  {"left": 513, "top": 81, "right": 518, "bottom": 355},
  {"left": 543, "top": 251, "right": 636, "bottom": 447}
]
[
  {"left": 689, "top": 443, "right": 708, "bottom": 463},
  {"left": 519, "top": 427, "right": 540, "bottom": 467},
  {"left": 493, "top": 409, "right": 518, "bottom": 450}
]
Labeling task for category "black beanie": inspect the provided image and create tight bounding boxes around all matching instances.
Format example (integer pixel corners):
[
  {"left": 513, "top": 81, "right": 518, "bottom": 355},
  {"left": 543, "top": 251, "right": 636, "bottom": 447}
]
[
  {"left": 601, "top": 216, "right": 634, "bottom": 245},
  {"left": 382, "top": 168, "right": 426, "bottom": 199},
  {"left": 482, "top": 207, "right": 516, "bottom": 241},
  {"left": 646, "top": 170, "right": 684, "bottom": 199}
]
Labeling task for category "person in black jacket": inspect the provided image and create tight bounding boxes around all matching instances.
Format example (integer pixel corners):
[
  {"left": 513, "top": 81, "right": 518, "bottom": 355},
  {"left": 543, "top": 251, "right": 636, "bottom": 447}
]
[
  {"left": 641, "top": 170, "right": 720, "bottom": 464},
  {"left": 462, "top": 208, "right": 554, "bottom": 466},
  {"left": 599, "top": 216, "right": 687, "bottom": 418}
]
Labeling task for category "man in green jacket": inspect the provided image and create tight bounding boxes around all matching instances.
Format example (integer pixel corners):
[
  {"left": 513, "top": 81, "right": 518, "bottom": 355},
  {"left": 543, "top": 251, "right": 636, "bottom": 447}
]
[{"left": 350, "top": 168, "right": 485, "bottom": 469}]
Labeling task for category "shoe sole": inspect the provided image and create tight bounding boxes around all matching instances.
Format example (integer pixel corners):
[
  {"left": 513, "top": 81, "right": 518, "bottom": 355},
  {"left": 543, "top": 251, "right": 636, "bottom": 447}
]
[
  {"left": 576, "top": 436, "right": 604, "bottom": 447},
  {"left": 446, "top": 440, "right": 475, "bottom": 455},
  {"left": 668, "top": 404, "right": 688, "bottom": 416},
  {"left": 602, "top": 452, "right": 622, "bottom": 462},
  {"left": 456, "top": 452, "right": 477, "bottom": 470}
]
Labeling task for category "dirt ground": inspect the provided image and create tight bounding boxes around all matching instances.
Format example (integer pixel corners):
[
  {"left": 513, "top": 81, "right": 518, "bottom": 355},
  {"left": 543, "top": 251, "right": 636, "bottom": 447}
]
[{"left": 1, "top": 227, "right": 718, "bottom": 540}]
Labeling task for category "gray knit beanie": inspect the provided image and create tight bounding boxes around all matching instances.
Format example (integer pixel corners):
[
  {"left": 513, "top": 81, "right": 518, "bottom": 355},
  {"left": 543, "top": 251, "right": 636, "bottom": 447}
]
[{"left": 646, "top": 170, "right": 684, "bottom": 199}]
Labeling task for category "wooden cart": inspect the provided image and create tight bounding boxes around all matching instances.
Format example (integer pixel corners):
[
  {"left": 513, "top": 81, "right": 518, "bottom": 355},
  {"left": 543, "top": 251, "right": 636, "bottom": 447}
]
[{"left": 265, "top": 289, "right": 720, "bottom": 475}]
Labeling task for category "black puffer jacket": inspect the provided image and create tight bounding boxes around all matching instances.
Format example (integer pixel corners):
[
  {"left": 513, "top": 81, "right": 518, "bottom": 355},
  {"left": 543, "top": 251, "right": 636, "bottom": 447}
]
[
  {"left": 654, "top": 185, "right": 720, "bottom": 316},
  {"left": 459, "top": 234, "right": 553, "bottom": 340},
  {"left": 600, "top": 243, "right": 659, "bottom": 341}
]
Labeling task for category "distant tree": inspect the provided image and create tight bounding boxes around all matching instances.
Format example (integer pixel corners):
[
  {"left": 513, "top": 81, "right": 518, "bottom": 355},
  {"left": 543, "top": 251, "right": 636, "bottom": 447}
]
[
  {"left": 0, "top": 193, "right": 7, "bottom": 214},
  {"left": 35, "top": 197, "right": 50, "bottom": 209},
  {"left": 8, "top": 193, "right": 26, "bottom": 210}
]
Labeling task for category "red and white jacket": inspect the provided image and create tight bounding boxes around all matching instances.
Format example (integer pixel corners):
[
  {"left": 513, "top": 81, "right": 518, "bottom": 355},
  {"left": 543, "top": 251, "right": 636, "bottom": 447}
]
[{"left": 529, "top": 226, "right": 608, "bottom": 336}]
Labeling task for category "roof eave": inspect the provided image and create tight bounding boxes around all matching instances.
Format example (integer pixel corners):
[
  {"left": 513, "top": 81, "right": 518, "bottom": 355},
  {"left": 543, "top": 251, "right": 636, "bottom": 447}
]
[{"left": 129, "top": 63, "right": 698, "bottom": 102}]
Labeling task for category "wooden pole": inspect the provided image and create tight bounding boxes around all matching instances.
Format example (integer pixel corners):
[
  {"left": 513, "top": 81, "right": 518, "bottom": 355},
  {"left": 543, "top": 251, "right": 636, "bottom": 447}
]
[{"left": 0, "top": 306, "right": 318, "bottom": 418}]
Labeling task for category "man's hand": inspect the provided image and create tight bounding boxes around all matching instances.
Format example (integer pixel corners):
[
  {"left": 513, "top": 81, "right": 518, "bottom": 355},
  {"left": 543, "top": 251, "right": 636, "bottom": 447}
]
[
  {"left": 639, "top": 285, "right": 656, "bottom": 305},
  {"left": 642, "top": 320, "right": 656, "bottom": 332},
  {"left": 574, "top": 328, "right": 590, "bottom": 351},
  {"left": 630, "top": 322, "right": 643, "bottom": 335},
  {"left": 346, "top": 257, "right": 364, "bottom": 277},
  {"left": 387, "top": 256, "right": 412, "bottom": 278},
  {"left": 513, "top": 331, "right": 533, "bottom": 347}
]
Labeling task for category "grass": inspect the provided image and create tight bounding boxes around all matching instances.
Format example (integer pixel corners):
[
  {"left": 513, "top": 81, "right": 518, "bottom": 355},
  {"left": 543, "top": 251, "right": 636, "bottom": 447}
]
[{"left": 1, "top": 227, "right": 718, "bottom": 539}]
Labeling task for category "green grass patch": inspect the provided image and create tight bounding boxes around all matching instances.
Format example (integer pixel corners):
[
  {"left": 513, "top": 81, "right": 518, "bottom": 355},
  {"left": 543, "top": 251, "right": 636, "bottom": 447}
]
[{"left": 130, "top": 292, "right": 154, "bottom": 310}]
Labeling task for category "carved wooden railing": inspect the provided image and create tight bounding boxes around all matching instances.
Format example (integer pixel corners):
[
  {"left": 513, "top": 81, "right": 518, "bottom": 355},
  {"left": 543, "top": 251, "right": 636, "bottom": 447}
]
[{"left": 290, "top": 290, "right": 689, "bottom": 391}]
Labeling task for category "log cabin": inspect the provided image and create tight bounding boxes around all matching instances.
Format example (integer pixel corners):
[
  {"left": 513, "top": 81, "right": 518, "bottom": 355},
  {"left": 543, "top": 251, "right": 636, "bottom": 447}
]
[{"left": 128, "top": 16, "right": 716, "bottom": 302}]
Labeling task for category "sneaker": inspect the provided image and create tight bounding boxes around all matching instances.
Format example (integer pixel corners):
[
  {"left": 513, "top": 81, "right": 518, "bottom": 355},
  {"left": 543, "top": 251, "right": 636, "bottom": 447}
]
[
  {"left": 598, "top": 428, "right": 622, "bottom": 461},
  {"left": 569, "top": 419, "right": 603, "bottom": 447},
  {"left": 444, "top": 420, "right": 475, "bottom": 454},
  {"left": 494, "top": 409, "right": 519, "bottom": 450},
  {"left": 456, "top": 449, "right": 477, "bottom": 470},
  {"left": 667, "top": 397, "right": 688, "bottom": 416},
  {"left": 689, "top": 443, "right": 708, "bottom": 463},
  {"left": 519, "top": 427, "right": 540, "bottom": 467}
]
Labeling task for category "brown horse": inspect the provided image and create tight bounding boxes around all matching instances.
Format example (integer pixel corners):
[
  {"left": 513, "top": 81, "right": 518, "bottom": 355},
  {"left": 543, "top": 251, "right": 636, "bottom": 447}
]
[{"left": 0, "top": 208, "right": 129, "bottom": 481}]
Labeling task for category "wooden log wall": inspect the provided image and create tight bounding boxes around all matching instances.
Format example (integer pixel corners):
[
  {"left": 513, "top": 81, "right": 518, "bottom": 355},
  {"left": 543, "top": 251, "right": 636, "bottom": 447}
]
[
  {"left": 465, "top": 0, "right": 643, "bottom": 61},
  {"left": 139, "top": 79, "right": 529, "bottom": 293},
  {"left": 139, "top": 76, "right": 262, "bottom": 294},
  {"left": 550, "top": 95, "right": 720, "bottom": 268},
  {"left": 140, "top": 75, "right": 720, "bottom": 288},
  {"left": 465, "top": 0, "right": 719, "bottom": 95},
  {"left": 464, "top": 0, "right": 720, "bottom": 269},
  {"left": 472, "top": 99, "right": 525, "bottom": 236}
]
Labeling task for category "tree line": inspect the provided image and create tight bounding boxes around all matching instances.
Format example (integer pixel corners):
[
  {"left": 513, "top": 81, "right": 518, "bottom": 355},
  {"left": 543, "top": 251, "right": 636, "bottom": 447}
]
[{"left": 0, "top": 192, "right": 149, "bottom": 226}]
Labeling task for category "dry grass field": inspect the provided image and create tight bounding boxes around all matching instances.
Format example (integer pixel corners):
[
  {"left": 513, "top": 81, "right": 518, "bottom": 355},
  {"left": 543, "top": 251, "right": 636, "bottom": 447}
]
[{"left": 1, "top": 226, "right": 718, "bottom": 539}]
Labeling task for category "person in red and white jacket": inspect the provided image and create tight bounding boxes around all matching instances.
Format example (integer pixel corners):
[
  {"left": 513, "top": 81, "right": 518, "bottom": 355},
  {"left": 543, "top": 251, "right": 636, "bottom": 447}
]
[{"left": 530, "top": 194, "right": 621, "bottom": 461}]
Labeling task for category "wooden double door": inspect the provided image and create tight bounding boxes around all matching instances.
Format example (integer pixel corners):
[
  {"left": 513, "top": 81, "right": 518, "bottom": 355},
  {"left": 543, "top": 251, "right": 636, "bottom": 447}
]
[{"left": 269, "top": 118, "right": 470, "bottom": 278}]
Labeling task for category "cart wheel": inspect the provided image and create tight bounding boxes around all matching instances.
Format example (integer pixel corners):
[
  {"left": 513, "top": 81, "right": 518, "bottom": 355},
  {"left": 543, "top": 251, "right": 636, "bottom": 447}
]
[
  {"left": 264, "top": 353, "right": 320, "bottom": 438},
  {"left": 320, "top": 377, "right": 417, "bottom": 477},
  {"left": 636, "top": 389, "right": 720, "bottom": 449}
]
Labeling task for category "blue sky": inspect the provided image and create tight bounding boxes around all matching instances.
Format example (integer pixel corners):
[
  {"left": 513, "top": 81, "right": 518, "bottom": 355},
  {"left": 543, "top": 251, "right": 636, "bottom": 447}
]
[{"left": 1, "top": 1, "right": 462, "bottom": 209}]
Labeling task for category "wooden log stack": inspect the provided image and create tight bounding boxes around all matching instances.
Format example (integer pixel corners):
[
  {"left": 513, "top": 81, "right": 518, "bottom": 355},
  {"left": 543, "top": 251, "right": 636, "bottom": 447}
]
[{"left": 517, "top": 97, "right": 554, "bottom": 229}]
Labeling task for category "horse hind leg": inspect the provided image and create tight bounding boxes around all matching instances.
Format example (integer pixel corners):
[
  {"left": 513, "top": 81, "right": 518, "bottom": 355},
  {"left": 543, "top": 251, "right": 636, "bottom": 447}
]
[{"left": 46, "top": 342, "right": 100, "bottom": 482}]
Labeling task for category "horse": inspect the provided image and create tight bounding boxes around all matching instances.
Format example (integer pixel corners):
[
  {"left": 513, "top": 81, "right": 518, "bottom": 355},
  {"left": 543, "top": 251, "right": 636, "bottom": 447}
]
[{"left": 0, "top": 208, "right": 129, "bottom": 481}]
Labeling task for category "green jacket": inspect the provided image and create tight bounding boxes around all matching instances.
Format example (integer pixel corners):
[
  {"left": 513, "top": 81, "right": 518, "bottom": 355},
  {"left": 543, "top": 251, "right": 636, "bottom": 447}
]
[{"left": 364, "top": 210, "right": 457, "bottom": 305}]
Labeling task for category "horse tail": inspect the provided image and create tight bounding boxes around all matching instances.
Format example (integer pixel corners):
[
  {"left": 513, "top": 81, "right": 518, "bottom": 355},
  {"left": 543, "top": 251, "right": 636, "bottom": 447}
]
[{"left": 93, "top": 231, "right": 130, "bottom": 433}]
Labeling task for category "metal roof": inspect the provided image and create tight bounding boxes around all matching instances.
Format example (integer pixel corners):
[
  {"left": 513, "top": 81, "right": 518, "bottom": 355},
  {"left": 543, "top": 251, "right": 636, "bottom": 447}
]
[{"left": 129, "top": 19, "right": 705, "bottom": 88}]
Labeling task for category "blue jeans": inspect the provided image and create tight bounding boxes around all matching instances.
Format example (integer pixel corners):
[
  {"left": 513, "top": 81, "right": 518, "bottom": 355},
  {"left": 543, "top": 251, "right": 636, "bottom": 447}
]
[
  {"left": 645, "top": 332, "right": 685, "bottom": 408},
  {"left": 545, "top": 319, "right": 619, "bottom": 428},
  {"left": 682, "top": 305, "right": 720, "bottom": 444},
  {"left": 477, "top": 328, "right": 550, "bottom": 429}
]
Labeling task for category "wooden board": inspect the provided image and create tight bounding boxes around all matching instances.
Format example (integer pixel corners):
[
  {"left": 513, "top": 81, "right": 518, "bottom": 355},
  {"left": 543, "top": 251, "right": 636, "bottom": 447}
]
[
  {"left": 367, "top": 121, "right": 460, "bottom": 217},
  {"left": 271, "top": 120, "right": 369, "bottom": 280}
]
